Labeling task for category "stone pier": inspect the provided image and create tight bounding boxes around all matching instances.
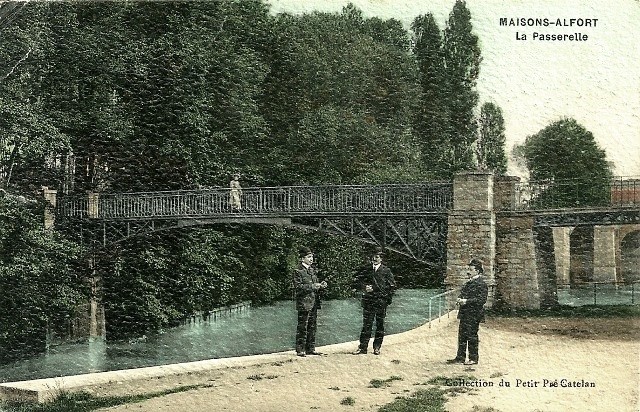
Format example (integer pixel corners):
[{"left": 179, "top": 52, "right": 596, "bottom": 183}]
[
  {"left": 446, "top": 172, "right": 557, "bottom": 310},
  {"left": 592, "top": 225, "right": 617, "bottom": 283},
  {"left": 445, "top": 172, "right": 496, "bottom": 307},
  {"left": 552, "top": 227, "right": 572, "bottom": 286}
]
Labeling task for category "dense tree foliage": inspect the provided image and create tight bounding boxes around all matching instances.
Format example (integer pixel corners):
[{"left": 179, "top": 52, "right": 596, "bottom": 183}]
[
  {"left": 263, "top": 5, "right": 422, "bottom": 184},
  {"left": 411, "top": 13, "right": 450, "bottom": 178},
  {"left": 411, "top": 1, "right": 483, "bottom": 178},
  {"left": 0, "top": 194, "right": 85, "bottom": 362},
  {"left": 476, "top": 102, "right": 507, "bottom": 174},
  {"left": 516, "top": 118, "right": 612, "bottom": 207},
  {"left": 442, "top": 0, "right": 482, "bottom": 176},
  {"left": 0, "top": 1, "right": 494, "bottom": 348}
]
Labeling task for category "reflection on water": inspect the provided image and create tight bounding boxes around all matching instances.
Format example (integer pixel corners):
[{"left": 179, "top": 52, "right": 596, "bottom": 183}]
[{"left": 0, "top": 289, "right": 441, "bottom": 383}]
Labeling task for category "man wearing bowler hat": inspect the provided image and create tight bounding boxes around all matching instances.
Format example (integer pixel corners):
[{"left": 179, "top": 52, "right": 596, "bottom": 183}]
[
  {"left": 293, "top": 246, "right": 327, "bottom": 357},
  {"left": 447, "top": 258, "right": 488, "bottom": 365},
  {"left": 352, "top": 247, "right": 396, "bottom": 355}
]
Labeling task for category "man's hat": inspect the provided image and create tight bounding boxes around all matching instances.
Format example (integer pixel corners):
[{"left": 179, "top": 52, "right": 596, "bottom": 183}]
[
  {"left": 298, "top": 246, "right": 313, "bottom": 258},
  {"left": 372, "top": 247, "right": 385, "bottom": 257},
  {"left": 468, "top": 258, "right": 484, "bottom": 273}
]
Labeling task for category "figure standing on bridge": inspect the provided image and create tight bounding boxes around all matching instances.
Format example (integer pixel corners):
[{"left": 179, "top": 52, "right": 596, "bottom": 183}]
[
  {"left": 293, "top": 246, "right": 327, "bottom": 357},
  {"left": 447, "top": 258, "right": 488, "bottom": 366},
  {"left": 229, "top": 174, "right": 243, "bottom": 211},
  {"left": 352, "top": 248, "right": 396, "bottom": 355}
]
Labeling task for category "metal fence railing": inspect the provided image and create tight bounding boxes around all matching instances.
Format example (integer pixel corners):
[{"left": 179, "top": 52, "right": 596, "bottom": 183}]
[
  {"left": 56, "top": 183, "right": 453, "bottom": 220},
  {"left": 428, "top": 288, "right": 459, "bottom": 327},
  {"left": 556, "top": 281, "right": 640, "bottom": 306},
  {"left": 515, "top": 176, "right": 640, "bottom": 210}
]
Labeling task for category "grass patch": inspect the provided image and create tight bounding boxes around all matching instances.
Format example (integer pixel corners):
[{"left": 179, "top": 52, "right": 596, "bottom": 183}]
[
  {"left": 488, "top": 304, "right": 640, "bottom": 319},
  {"left": 271, "top": 359, "right": 293, "bottom": 367},
  {"left": 340, "top": 396, "right": 355, "bottom": 406},
  {"left": 247, "top": 374, "right": 264, "bottom": 381},
  {"left": 0, "top": 384, "right": 210, "bottom": 412},
  {"left": 378, "top": 377, "right": 485, "bottom": 412},
  {"left": 377, "top": 387, "right": 447, "bottom": 412},
  {"left": 369, "top": 376, "right": 403, "bottom": 388},
  {"left": 247, "top": 373, "right": 278, "bottom": 381}
]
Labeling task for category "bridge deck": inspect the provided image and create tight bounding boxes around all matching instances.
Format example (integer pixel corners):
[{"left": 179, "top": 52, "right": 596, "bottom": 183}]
[{"left": 57, "top": 184, "right": 453, "bottom": 220}]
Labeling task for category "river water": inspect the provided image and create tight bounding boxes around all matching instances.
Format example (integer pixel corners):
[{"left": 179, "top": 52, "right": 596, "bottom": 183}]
[{"left": 0, "top": 288, "right": 443, "bottom": 383}]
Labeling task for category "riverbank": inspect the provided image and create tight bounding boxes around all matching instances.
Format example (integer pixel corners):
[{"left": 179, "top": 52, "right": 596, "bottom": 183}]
[
  {"left": 79, "top": 312, "right": 639, "bottom": 412},
  {"left": 0, "top": 289, "right": 440, "bottom": 384}
]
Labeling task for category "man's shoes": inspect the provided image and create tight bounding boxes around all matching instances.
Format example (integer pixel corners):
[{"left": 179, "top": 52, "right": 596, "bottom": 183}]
[
  {"left": 464, "top": 360, "right": 478, "bottom": 365},
  {"left": 373, "top": 348, "right": 381, "bottom": 355},
  {"left": 446, "top": 358, "right": 465, "bottom": 364},
  {"left": 352, "top": 348, "right": 367, "bottom": 355},
  {"left": 296, "top": 352, "right": 306, "bottom": 357},
  {"left": 306, "top": 351, "right": 323, "bottom": 356}
]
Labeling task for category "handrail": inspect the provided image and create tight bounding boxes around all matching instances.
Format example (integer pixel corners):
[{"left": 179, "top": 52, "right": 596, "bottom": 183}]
[
  {"left": 57, "top": 183, "right": 454, "bottom": 219},
  {"left": 514, "top": 176, "right": 640, "bottom": 210},
  {"left": 428, "top": 288, "right": 459, "bottom": 328},
  {"left": 557, "top": 280, "right": 640, "bottom": 306}
]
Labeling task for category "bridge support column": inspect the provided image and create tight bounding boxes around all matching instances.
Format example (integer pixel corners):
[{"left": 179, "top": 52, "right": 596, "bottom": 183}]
[
  {"left": 552, "top": 227, "right": 572, "bottom": 287},
  {"left": 42, "top": 187, "right": 57, "bottom": 229},
  {"left": 446, "top": 172, "right": 496, "bottom": 307},
  {"left": 494, "top": 215, "right": 546, "bottom": 310},
  {"left": 593, "top": 225, "right": 618, "bottom": 283},
  {"left": 88, "top": 253, "right": 106, "bottom": 340}
]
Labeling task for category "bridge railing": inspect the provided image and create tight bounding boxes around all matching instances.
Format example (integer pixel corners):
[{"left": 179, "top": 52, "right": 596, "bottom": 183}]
[
  {"left": 514, "top": 176, "right": 640, "bottom": 210},
  {"left": 428, "top": 288, "right": 459, "bottom": 327},
  {"left": 57, "top": 183, "right": 453, "bottom": 219},
  {"left": 557, "top": 281, "right": 640, "bottom": 306}
]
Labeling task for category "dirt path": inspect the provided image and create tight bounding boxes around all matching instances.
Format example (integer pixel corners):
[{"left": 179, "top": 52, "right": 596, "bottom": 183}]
[{"left": 89, "top": 316, "right": 640, "bottom": 412}]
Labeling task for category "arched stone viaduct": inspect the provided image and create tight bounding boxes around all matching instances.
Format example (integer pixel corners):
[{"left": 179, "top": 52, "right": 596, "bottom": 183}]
[{"left": 446, "top": 173, "right": 640, "bottom": 310}]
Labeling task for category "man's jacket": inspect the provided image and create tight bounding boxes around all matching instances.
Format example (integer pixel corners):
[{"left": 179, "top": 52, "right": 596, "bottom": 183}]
[
  {"left": 293, "top": 263, "right": 320, "bottom": 311},
  {"left": 352, "top": 264, "right": 396, "bottom": 306},
  {"left": 457, "top": 276, "right": 488, "bottom": 322}
]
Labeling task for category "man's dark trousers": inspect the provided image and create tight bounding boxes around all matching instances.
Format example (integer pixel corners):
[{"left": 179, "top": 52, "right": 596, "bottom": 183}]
[
  {"left": 456, "top": 317, "right": 481, "bottom": 361},
  {"left": 358, "top": 299, "right": 387, "bottom": 350},
  {"left": 296, "top": 305, "right": 318, "bottom": 353}
]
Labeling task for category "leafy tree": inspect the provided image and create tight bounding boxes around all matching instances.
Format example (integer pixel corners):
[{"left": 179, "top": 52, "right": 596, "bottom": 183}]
[
  {"left": 0, "top": 2, "right": 71, "bottom": 193},
  {"left": 442, "top": 0, "right": 482, "bottom": 176},
  {"left": 516, "top": 118, "right": 613, "bottom": 207},
  {"left": 0, "top": 1, "right": 445, "bottom": 348},
  {"left": 411, "top": 13, "right": 450, "bottom": 178},
  {"left": 0, "top": 195, "right": 85, "bottom": 362},
  {"left": 476, "top": 102, "right": 507, "bottom": 174},
  {"left": 263, "top": 5, "right": 421, "bottom": 185}
]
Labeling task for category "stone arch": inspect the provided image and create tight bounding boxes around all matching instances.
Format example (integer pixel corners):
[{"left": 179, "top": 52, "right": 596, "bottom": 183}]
[
  {"left": 619, "top": 230, "right": 640, "bottom": 283},
  {"left": 570, "top": 226, "right": 594, "bottom": 284}
]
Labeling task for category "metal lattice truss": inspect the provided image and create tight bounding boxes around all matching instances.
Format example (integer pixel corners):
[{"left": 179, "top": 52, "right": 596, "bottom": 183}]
[
  {"left": 307, "top": 216, "right": 447, "bottom": 265},
  {"left": 67, "top": 219, "right": 179, "bottom": 248},
  {"left": 60, "top": 214, "right": 447, "bottom": 265}
]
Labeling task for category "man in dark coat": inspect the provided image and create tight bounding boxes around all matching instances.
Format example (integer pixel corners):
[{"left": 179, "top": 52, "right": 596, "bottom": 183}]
[
  {"left": 293, "top": 246, "right": 327, "bottom": 357},
  {"left": 352, "top": 248, "right": 396, "bottom": 355},
  {"left": 447, "top": 258, "right": 489, "bottom": 365}
]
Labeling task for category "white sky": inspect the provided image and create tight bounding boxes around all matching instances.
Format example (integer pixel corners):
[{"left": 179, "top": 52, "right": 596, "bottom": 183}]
[{"left": 267, "top": 0, "right": 640, "bottom": 178}]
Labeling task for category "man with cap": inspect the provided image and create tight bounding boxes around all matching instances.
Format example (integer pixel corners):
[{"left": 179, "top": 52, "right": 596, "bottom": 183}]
[
  {"left": 352, "top": 247, "right": 396, "bottom": 355},
  {"left": 293, "top": 246, "right": 327, "bottom": 357},
  {"left": 447, "top": 258, "right": 489, "bottom": 365}
]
